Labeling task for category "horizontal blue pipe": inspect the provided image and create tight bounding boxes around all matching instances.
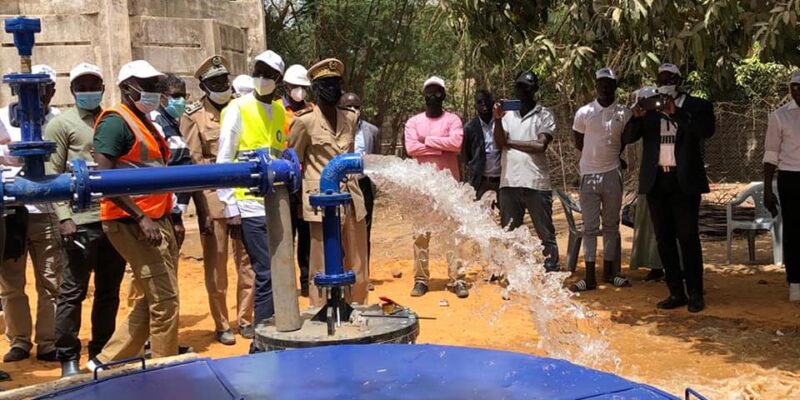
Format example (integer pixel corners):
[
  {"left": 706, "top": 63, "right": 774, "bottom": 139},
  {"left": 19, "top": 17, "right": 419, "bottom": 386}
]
[
  {"left": 3, "top": 173, "right": 73, "bottom": 203},
  {"left": 319, "top": 153, "right": 363, "bottom": 193}
]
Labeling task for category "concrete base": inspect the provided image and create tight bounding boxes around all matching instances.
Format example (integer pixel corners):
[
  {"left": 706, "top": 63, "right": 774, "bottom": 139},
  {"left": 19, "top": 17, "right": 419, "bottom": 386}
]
[{"left": 254, "top": 304, "right": 419, "bottom": 351}]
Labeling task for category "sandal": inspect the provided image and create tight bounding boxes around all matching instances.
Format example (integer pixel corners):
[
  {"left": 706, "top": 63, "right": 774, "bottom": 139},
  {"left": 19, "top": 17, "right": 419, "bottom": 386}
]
[
  {"left": 607, "top": 276, "right": 632, "bottom": 288},
  {"left": 569, "top": 279, "right": 597, "bottom": 292}
]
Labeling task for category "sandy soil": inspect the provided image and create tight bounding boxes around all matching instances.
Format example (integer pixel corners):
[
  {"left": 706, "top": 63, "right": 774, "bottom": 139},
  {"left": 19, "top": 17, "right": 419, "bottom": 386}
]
[{"left": 0, "top": 192, "right": 798, "bottom": 399}]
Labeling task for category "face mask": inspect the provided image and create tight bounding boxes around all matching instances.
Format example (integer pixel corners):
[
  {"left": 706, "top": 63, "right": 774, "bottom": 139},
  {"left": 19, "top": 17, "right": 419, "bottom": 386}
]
[
  {"left": 134, "top": 91, "right": 160, "bottom": 114},
  {"left": 164, "top": 97, "right": 186, "bottom": 119},
  {"left": 657, "top": 85, "right": 678, "bottom": 98},
  {"left": 74, "top": 91, "right": 102, "bottom": 111},
  {"left": 207, "top": 88, "right": 232, "bottom": 105},
  {"left": 290, "top": 87, "right": 307, "bottom": 102},
  {"left": 425, "top": 94, "right": 444, "bottom": 108},
  {"left": 253, "top": 77, "right": 276, "bottom": 96},
  {"left": 316, "top": 84, "right": 342, "bottom": 104}
]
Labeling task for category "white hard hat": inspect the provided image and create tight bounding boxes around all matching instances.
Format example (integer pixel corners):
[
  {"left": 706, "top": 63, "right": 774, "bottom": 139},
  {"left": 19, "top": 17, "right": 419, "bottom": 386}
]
[
  {"left": 32, "top": 64, "right": 56, "bottom": 82},
  {"left": 254, "top": 50, "right": 285, "bottom": 75},
  {"left": 284, "top": 64, "right": 310, "bottom": 87},
  {"left": 69, "top": 62, "right": 103, "bottom": 83},
  {"left": 232, "top": 74, "right": 254, "bottom": 94},
  {"left": 423, "top": 75, "right": 445, "bottom": 91},
  {"left": 658, "top": 63, "right": 681, "bottom": 77},
  {"left": 116, "top": 60, "right": 164, "bottom": 85}
]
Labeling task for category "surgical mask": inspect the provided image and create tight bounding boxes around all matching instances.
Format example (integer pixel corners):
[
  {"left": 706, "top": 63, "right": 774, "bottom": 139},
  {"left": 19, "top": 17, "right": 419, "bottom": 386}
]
[
  {"left": 164, "top": 97, "right": 185, "bottom": 119},
  {"left": 290, "top": 87, "right": 307, "bottom": 102},
  {"left": 253, "top": 77, "right": 276, "bottom": 96},
  {"left": 657, "top": 85, "right": 678, "bottom": 98},
  {"left": 128, "top": 86, "right": 160, "bottom": 114},
  {"left": 74, "top": 91, "right": 102, "bottom": 111},
  {"left": 207, "top": 88, "right": 232, "bottom": 105}
]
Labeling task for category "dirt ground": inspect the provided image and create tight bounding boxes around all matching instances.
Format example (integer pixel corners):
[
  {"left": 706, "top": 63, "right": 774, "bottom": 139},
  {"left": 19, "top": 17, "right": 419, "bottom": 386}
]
[{"left": 1, "top": 191, "right": 799, "bottom": 399}]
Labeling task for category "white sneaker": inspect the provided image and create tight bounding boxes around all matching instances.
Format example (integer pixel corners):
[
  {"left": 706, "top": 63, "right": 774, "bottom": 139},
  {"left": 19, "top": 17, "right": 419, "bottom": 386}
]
[
  {"left": 86, "top": 358, "right": 107, "bottom": 372},
  {"left": 790, "top": 283, "right": 800, "bottom": 302}
]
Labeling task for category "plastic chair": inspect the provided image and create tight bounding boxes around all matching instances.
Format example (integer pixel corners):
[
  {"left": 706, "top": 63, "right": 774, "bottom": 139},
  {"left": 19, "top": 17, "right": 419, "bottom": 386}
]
[
  {"left": 725, "top": 182, "right": 782, "bottom": 265},
  {"left": 555, "top": 190, "right": 622, "bottom": 272}
]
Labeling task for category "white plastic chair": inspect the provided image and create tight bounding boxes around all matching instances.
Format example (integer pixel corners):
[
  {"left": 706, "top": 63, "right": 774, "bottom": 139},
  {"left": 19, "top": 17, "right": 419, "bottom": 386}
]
[{"left": 725, "top": 182, "right": 782, "bottom": 265}]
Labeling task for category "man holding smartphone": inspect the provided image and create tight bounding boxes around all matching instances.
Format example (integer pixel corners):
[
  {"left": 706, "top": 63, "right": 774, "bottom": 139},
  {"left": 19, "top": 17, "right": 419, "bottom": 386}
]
[
  {"left": 569, "top": 68, "right": 632, "bottom": 292},
  {"left": 623, "top": 63, "right": 715, "bottom": 313},
  {"left": 493, "top": 70, "right": 560, "bottom": 272}
]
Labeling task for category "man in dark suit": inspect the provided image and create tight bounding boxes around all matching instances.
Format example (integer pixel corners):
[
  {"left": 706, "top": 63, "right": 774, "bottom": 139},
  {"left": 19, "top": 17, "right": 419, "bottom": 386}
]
[
  {"left": 340, "top": 93, "right": 380, "bottom": 268},
  {"left": 623, "top": 63, "right": 715, "bottom": 313},
  {"left": 462, "top": 90, "right": 501, "bottom": 200}
]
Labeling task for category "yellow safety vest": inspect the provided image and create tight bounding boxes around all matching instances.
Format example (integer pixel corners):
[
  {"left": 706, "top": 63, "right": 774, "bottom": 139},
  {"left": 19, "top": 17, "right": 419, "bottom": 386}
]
[{"left": 223, "top": 95, "right": 286, "bottom": 201}]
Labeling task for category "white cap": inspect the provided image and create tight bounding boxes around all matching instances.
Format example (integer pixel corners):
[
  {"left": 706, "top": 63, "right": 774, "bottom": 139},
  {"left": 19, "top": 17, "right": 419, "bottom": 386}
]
[
  {"left": 284, "top": 64, "right": 310, "bottom": 86},
  {"left": 254, "top": 50, "right": 285, "bottom": 75},
  {"left": 232, "top": 74, "right": 254, "bottom": 94},
  {"left": 116, "top": 60, "right": 164, "bottom": 85},
  {"left": 637, "top": 86, "right": 657, "bottom": 99},
  {"left": 69, "top": 62, "right": 103, "bottom": 83},
  {"left": 658, "top": 63, "right": 681, "bottom": 77},
  {"left": 423, "top": 75, "right": 445, "bottom": 91},
  {"left": 32, "top": 64, "right": 56, "bottom": 82},
  {"left": 596, "top": 67, "right": 616, "bottom": 80},
  {"left": 791, "top": 69, "right": 800, "bottom": 84}
]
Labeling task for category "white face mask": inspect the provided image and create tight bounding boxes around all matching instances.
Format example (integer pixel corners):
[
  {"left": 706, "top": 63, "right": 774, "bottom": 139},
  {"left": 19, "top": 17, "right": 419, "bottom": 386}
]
[
  {"left": 290, "top": 87, "right": 307, "bottom": 102},
  {"left": 207, "top": 88, "right": 232, "bottom": 105},
  {"left": 253, "top": 77, "right": 276, "bottom": 96},
  {"left": 657, "top": 85, "right": 678, "bottom": 98}
]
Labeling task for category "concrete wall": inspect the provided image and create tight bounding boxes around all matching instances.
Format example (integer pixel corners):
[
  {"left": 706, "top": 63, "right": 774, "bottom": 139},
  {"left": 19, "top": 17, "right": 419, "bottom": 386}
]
[{"left": 0, "top": 0, "right": 266, "bottom": 109}]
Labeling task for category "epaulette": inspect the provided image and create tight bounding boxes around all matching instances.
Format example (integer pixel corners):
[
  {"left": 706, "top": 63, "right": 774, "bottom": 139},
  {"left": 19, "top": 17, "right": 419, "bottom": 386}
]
[
  {"left": 294, "top": 107, "right": 314, "bottom": 117},
  {"left": 184, "top": 101, "right": 203, "bottom": 116}
]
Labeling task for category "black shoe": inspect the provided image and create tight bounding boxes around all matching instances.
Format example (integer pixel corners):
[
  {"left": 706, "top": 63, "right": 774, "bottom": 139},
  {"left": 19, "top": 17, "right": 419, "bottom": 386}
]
[
  {"left": 36, "top": 350, "right": 58, "bottom": 362},
  {"left": 0, "top": 370, "right": 9, "bottom": 382},
  {"left": 240, "top": 324, "right": 255, "bottom": 339},
  {"left": 300, "top": 285, "right": 309, "bottom": 297},
  {"left": 368, "top": 282, "right": 375, "bottom": 291},
  {"left": 178, "top": 345, "right": 193, "bottom": 354},
  {"left": 3, "top": 347, "right": 29, "bottom": 362},
  {"left": 688, "top": 295, "right": 705, "bottom": 313},
  {"left": 61, "top": 360, "right": 81, "bottom": 377},
  {"left": 410, "top": 282, "right": 428, "bottom": 297},
  {"left": 453, "top": 282, "right": 469, "bottom": 299},
  {"left": 657, "top": 295, "right": 688, "bottom": 310},
  {"left": 644, "top": 269, "right": 664, "bottom": 282}
]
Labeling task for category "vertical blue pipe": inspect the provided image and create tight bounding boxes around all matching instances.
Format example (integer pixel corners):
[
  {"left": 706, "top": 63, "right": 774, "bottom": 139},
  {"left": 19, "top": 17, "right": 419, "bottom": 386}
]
[{"left": 322, "top": 206, "right": 344, "bottom": 277}]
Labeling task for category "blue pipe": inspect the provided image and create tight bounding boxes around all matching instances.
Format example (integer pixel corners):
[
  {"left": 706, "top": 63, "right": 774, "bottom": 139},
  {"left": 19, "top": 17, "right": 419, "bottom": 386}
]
[{"left": 310, "top": 153, "right": 364, "bottom": 287}]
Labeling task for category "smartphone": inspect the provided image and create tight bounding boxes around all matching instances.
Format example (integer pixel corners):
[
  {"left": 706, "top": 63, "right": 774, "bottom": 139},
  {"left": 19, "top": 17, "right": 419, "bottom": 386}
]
[
  {"left": 638, "top": 95, "right": 663, "bottom": 111},
  {"left": 500, "top": 100, "right": 522, "bottom": 111}
]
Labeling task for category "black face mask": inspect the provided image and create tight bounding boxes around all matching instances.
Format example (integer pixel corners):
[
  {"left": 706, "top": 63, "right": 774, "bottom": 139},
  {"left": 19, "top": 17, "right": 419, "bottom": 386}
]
[
  {"left": 515, "top": 86, "right": 536, "bottom": 101},
  {"left": 315, "top": 81, "right": 343, "bottom": 104}
]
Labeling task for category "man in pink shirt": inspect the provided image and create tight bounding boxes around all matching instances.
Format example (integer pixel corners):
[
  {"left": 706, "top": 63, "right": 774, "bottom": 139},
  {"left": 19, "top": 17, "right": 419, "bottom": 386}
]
[{"left": 404, "top": 76, "right": 468, "bottom": 298}]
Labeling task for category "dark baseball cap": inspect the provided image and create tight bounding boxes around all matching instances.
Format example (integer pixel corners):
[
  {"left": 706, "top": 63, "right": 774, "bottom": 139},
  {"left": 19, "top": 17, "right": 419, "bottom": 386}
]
[{"left": 515, "top": 70, "right": 539, "bottom": 86}]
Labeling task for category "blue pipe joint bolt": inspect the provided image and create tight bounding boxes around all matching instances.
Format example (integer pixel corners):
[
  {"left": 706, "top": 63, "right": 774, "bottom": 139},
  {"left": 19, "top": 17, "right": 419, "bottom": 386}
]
[
  {"left": 70, "top": 159, "right": 92, "bottom": 211},
  {"left": 242, "top": 148, "right": 302, "bottom": 197},
  {"left": 314, "top": 271, "right": 356, "bottom": 287},
  {"left": 4, "top": 17, "right": 41, "bottom": 58}
]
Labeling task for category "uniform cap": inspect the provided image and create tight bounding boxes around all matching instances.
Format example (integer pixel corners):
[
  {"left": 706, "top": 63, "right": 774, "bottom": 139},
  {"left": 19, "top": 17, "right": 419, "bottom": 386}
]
[
  {"left": 254, "top": 50, "right": 285, "bottom": 75},
  {"left": 658, "top": 63, "right": 681, "bottom": 77},
  {"left": 117, "top": 60, "right": 164, "bottom": 85},
  {"left": 596, "top": 67, "right": 616, "bottom": 80},
  {"left": 422, "top": 76, "right": 445, "bottom": 91},
  {"left": 284, "top": 64, "right": 310, "bottom": 86},
  {"left": 308, "top": 58, "right": 345, "bottom": 81},
  {"left": 194, "top": 55, "right": 231, "bottom": 81}
]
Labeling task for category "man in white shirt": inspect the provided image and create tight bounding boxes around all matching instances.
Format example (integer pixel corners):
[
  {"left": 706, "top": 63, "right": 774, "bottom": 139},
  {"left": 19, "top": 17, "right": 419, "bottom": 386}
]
[
  {"left": 570, "top": 68, "right": 632, "bottom": 292},
  {"left": 492, "top": 70, "right": 560, "bottom": 272},
  {"left": 216, "top": 50, "right": 286, "bottom": 351},
  {"left": 0, "top": 64, "right": 65, "bottom": 362},
  {"left": 764, "top": 69, "right": 800, "bottom": 302}
]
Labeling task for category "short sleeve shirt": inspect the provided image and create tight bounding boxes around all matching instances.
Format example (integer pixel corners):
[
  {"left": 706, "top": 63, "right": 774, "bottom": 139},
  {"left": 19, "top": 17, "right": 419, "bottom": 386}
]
[
  {"left": 93, "top": 114, "right": 135, "bottom": 158},
  {"left": 573, "top": 100, "right": 632, "bottom": 175},
  {"left": 500, "top": 104, "right": 555, "bottom": 191}
]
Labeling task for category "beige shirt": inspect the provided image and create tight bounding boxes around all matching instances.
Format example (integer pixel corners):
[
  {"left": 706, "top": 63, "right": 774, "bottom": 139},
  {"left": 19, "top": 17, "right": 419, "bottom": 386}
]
[
  {"left": 181, "top": 96, "right": 227, "bottom": 220},
  {"left": 288, "top": 105, "right": 366, "bottom": 223}
]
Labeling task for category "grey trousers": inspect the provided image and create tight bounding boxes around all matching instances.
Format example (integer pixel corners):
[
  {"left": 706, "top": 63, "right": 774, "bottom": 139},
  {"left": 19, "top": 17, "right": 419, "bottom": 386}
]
[
  {"left": 579, "top": 170, "right": 622, "bottom": 263},
  {"left": 498, "top": 187, "right": 560, "bottom": 270}
]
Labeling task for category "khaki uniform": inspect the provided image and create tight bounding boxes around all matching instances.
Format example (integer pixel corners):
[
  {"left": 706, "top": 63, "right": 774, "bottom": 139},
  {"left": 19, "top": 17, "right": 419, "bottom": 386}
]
[
  {"left": 289, "top": 106, "right": 368, "bottom": 307},
  {"left": 182, "top": 96, "right": 254, "bottom": 331}
]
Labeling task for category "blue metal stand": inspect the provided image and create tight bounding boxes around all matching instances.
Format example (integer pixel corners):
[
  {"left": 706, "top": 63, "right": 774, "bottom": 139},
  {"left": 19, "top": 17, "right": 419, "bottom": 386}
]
[{"left": 309, "top": 153, "right": 364, "bottom": 335}]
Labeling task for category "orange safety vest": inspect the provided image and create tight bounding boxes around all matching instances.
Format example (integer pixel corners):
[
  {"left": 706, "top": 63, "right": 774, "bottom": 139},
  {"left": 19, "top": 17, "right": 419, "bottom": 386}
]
[{"left": 94, "top": 104, "right": 173, "bottom": 221}]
